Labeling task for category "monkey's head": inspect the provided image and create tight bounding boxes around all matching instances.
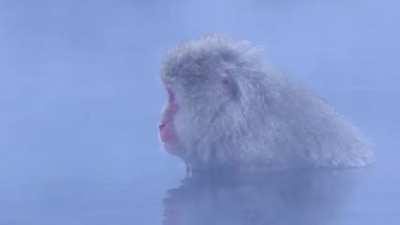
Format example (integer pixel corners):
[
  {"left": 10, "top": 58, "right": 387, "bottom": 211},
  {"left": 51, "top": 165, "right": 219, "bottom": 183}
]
[{"left": 159, "top": 35, "right": 264, "bottom": 169}]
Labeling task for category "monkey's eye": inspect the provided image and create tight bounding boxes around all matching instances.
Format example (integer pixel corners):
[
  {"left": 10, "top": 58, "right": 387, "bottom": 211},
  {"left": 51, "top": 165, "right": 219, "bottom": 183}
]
[
  {"left": 221, "top": 77, "right": 240, "bottom": 99},
  {"left": 222, "top": 78, "right": 230, "bottom": 85}
]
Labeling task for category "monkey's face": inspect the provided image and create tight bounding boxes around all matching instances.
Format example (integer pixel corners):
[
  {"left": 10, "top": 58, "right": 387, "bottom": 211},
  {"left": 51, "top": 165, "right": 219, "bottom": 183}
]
[
  {"left": 159, "top": 83, "right": 180, "bottom": 154},
  {"left": 159, "top": 58, "right": 241, "bottom": 157}
]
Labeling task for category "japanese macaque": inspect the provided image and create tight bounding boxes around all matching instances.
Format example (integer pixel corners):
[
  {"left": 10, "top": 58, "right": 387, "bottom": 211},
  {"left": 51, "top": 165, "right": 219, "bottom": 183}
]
[{"left": 159, "top": 35, "right": 374, "bottom": 173}]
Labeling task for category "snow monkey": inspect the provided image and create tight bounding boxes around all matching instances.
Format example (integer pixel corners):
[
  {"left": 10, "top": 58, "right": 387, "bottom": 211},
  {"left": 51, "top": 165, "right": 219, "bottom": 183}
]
[{"left": 159, "top": 35, "right": 374, "bottom": 173}]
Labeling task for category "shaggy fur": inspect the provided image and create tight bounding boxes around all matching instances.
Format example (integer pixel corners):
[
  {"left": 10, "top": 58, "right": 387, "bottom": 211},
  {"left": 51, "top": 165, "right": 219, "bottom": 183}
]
[{"left": 160, "top": 35, "right": 374, "bottom": 172}]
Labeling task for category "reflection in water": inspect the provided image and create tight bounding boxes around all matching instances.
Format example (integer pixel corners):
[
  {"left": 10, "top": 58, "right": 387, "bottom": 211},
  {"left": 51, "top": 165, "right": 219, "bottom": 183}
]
[{"left": 163, "top": 169, "right": 367, "bottom": 225}]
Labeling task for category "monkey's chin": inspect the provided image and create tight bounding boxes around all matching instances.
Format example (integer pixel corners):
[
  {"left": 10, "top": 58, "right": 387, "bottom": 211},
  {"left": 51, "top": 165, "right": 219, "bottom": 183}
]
[{"left": 162, "top": 141, "right": 180, "bottom": 155}]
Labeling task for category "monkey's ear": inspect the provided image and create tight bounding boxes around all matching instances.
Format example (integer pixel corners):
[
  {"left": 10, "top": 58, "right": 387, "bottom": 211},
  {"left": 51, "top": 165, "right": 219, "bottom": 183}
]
[{"left": 221, "top": 76, "right": 240, "bottom": 99}]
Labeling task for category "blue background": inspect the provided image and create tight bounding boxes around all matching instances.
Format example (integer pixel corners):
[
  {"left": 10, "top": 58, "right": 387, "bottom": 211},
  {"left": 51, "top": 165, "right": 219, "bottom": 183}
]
[{"left": 0, "top": 0, "right": 398, "bottom": 224}]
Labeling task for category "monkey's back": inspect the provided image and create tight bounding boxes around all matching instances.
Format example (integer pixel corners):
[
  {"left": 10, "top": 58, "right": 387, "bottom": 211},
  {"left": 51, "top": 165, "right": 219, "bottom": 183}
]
[{"left": 235, "top": 72, "right": 374, "bottom": 170}]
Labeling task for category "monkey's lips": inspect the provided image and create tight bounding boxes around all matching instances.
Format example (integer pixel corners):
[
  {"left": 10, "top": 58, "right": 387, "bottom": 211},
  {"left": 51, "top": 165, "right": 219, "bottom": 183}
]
[
  {"left": 159, "top": 88, "right": 179, "bottom": 153},
  {"left": 159, "top": 115, "right": 179, "bottom": 153},
  {"left": 159, "top": 122, "right": 177, "bottom": 146}
]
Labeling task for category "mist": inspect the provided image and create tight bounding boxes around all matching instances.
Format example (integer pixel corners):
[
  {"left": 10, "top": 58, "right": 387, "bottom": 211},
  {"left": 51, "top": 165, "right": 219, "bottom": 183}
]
[{"left": 0, "top": 0, "right": 399, "bottom": 224}]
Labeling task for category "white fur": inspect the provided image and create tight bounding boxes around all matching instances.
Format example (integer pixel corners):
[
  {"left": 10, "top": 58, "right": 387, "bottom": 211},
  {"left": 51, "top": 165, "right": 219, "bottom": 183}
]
[{"left": 161, "top": 35, "right": 374, "bottom": 171}]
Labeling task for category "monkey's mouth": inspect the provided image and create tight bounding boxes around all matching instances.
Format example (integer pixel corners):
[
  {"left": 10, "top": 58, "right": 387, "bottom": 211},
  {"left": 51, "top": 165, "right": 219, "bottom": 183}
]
[{"left": 159, "top": 87, "right": 179, "bottom": 153}]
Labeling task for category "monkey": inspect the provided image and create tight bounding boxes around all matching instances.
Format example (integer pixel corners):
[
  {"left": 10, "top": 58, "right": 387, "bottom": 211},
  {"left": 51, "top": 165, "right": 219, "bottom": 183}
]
[{"left": 159, "top": 35, "right": 374, "bottom": 173}]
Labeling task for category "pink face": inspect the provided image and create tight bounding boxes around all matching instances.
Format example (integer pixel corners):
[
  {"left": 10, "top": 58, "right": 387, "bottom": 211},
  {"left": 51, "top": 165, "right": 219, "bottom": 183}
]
[{"left": 159, "top": 86, "right": 179, "bottom": 154}]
